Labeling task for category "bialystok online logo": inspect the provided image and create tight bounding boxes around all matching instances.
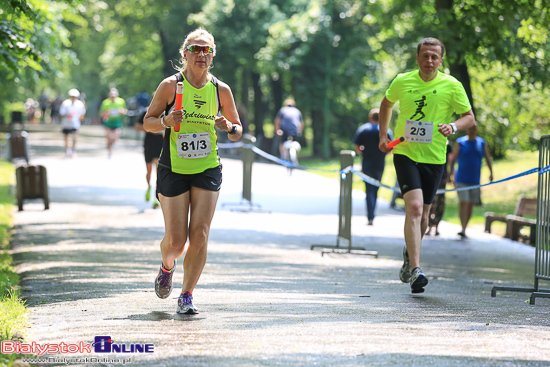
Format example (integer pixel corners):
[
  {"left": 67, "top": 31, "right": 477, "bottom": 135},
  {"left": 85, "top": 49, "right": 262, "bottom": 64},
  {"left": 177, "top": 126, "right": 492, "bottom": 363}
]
[{"left": 1, "top": 336, "right": 155, "bottom": 356}]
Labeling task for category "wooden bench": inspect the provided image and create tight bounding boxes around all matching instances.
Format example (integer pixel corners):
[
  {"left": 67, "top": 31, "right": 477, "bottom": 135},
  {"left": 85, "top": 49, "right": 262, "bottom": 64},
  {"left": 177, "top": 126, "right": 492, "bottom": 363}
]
[{"left": 485, "top": 196, "right": 537, "bottom": 243}]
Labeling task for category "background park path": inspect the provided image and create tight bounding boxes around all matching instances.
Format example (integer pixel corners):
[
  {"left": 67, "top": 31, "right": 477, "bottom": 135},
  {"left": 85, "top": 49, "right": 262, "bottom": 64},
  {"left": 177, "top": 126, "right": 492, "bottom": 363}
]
[{"left": 9, "top": 124, "right": 550, "bottom": 366}]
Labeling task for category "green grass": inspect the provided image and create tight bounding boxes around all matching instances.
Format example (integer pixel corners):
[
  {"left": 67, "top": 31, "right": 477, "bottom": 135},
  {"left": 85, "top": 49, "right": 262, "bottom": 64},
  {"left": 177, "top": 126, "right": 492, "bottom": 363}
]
[
  {"left": 301, "top": 150, "right": 539, "bottom": 237},
  {"left": 0, "top": 159, "right": 29, "bottom": 366}
]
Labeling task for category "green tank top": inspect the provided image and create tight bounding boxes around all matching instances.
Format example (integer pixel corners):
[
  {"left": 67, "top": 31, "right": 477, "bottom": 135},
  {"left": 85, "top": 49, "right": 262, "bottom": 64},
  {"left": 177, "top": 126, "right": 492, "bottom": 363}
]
[{"left": 159, "top": 72, "right": 220, "bottom": 174}]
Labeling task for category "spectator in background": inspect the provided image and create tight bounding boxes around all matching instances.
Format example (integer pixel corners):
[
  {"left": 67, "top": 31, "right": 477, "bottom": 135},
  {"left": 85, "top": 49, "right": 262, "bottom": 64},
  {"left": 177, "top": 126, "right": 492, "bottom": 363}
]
[
  {"left": 426, "top": 140, "right": 453, "bottom": 236},
  {"left": 274, "top": 98, "right": 304, "bottom": 159},
  {"left": 134, "top": 107, "right": 163, "bottom": 209},
  {"left": 449, "top": 123, "right": 493, "bottom": 239},
  {"left": 353, "top": 108, "right": 393, "bottom": 225},
  {"left": 100, "top": 88, "right": 127, "bottom": 158},
  {"left": 50, "top": 95, "right": 63, "bottom": 124},
  {"left": 136, "top": 90, "right": 150, "bottom": 113},
  {"left": 59, "top": 88, "right": 86, "bottom": 158},
  {"left": 39, "top": 93, "right": 49, "bottom": 123}
]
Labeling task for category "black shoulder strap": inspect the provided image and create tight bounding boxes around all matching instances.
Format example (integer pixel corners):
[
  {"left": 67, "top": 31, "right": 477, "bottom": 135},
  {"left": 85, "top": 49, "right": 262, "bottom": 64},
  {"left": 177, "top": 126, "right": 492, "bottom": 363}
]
[{"left": 210, "top": 75, "right": 221, "bottom": 115}]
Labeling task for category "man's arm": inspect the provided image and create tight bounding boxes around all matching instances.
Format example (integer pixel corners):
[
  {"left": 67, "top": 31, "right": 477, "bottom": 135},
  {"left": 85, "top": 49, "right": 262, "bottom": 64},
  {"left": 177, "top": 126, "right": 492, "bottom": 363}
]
[
  {"left": 274, "top": 116, "right": 282, "bottom": 136},
  {"left": 484, "top": 142, "right": 494, "bottom": 182},
  {"left": 438, "top": 110, "right": 475, "bottom": 137},
  {"left": 378, "top": 96, "right": 394, "bottom": 153},
  {"left": 448, "top": 142, "right": 460, "bottom": 184}
]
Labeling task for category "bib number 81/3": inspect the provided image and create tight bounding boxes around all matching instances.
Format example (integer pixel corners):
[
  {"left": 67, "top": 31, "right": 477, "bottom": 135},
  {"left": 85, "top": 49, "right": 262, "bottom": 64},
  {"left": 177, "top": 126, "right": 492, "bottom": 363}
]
[
  {"left": 181, "top": 140, "right": 208, "bottom": 152},
  {"left": 177, "top": 132, "right": 212, "bottom": 158}
]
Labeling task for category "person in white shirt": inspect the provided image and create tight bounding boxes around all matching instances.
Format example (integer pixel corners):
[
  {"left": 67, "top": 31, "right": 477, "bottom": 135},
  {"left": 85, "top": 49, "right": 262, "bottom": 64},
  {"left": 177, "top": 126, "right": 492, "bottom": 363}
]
[{"left": 59, "top": 89, "right": 86, "bottom": 157}]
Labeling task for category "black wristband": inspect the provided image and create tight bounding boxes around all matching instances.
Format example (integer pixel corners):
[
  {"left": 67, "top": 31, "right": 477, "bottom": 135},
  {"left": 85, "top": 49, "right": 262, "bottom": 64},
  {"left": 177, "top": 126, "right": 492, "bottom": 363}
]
[{"left": 228, "top": 123, "right": 238, "bottom": 135}]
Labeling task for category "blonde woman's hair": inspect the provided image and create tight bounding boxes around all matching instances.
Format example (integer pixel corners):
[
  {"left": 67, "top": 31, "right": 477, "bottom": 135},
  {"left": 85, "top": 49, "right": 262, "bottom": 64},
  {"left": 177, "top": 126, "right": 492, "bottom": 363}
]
[{"left": 177, "top": 28, "right": 217, "bottom": 72}]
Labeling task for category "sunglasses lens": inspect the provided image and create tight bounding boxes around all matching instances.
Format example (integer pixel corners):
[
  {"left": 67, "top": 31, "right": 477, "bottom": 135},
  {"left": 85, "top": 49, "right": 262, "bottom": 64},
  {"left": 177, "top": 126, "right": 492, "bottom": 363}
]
[{"left": 187, "top": 45, "right": 213, "bottom": 54}]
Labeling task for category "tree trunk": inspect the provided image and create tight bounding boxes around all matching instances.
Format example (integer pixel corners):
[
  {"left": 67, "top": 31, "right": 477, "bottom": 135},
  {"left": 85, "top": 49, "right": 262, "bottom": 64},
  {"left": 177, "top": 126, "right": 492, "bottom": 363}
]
[
  {"left": 251, "top": 72, "right": 264, "bottom": 138},
  {"left": 311, "top": 109, "right": 324, "bottom": 156},
  {"left": 435, "top": 0, "right": 476, "bottom": 114}
]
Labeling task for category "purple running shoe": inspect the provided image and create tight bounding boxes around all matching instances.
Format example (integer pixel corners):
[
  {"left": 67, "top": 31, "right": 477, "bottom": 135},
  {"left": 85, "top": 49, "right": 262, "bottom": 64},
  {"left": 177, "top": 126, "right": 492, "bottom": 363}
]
[
  {"left": 154, "top": 261, "right": 175, "bottom": 299},
  {"left": 177, "top": 292, "right": 198, "bottom": 314}
]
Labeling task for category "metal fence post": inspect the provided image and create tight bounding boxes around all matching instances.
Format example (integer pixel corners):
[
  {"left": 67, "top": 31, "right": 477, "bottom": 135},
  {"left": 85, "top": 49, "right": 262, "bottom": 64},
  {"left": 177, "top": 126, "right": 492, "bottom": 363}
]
[
  {"left": 311, "top": 150, "right": 378, "bottom": 257},
  {"left": 221, "top": 134, "right": 267, "bottom": 212},
  {"left": 242, "top": 135, "right": 255, "bottom": 204},
  {"left": 491, "top": 134, "right": 550, "bottom": 304}
]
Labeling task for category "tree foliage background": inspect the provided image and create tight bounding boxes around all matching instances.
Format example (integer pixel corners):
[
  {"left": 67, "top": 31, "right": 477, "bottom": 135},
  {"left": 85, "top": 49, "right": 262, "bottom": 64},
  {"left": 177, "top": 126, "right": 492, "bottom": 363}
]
[{"left": 1, "top": 0, "right": 548, "bottom": 158}]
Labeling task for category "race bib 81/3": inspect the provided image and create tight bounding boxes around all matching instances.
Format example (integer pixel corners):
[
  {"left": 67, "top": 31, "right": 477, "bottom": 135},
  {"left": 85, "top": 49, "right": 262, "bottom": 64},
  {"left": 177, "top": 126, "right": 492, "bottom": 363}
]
[
  {"left": 177, "top": 132, "right": 212, "bottom": 159},
  {"left": 405, "top": 120, "right": 433, "bottom": 144}
]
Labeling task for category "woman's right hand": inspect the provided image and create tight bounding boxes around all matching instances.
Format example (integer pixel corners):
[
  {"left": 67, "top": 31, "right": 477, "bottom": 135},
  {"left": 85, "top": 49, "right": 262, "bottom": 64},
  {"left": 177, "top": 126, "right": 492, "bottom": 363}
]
[{"left": 164, "top": 109, "right": 184, "bottom": 127}]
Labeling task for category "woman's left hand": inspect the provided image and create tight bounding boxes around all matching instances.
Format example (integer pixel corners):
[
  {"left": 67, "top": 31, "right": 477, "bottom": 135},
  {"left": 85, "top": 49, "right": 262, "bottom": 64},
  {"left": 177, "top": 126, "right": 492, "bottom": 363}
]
[{"left": 215, "top": 116, "right": 232, "bottom": 132}]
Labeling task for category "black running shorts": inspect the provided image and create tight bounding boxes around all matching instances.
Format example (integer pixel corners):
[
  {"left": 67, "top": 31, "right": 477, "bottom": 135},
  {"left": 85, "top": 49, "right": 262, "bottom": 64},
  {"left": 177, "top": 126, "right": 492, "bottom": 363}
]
[
  {"left": 62, "top": 128, "right": 78, "bottom": 135},
  {"left": 156, "top": 164, "right": 222, "bottom": 198},
  {"left": 144, "top": 133, "right": 164, "bottom": 163},
  {"left": 393, "top": 154, "right": 445, "bottom": 205}
]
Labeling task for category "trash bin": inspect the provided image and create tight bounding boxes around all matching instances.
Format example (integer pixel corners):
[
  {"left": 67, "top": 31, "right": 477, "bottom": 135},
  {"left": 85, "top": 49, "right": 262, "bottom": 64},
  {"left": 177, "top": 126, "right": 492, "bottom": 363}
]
[{"left": 8, "top": 131, "right": 30, "bottom": 162}]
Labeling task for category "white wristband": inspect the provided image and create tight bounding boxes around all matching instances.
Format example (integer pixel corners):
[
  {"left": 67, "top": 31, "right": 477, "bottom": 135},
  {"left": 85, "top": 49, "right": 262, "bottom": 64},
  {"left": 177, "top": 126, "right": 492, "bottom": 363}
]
[{"left": 160, "top": 116, "right": 168, "bottom": 129}]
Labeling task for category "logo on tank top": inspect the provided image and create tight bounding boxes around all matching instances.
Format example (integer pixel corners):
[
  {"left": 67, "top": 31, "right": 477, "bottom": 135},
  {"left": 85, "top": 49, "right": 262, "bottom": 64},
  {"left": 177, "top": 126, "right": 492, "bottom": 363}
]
[{"left": 193, "top": 94, "right": 206, "bottom": 109}]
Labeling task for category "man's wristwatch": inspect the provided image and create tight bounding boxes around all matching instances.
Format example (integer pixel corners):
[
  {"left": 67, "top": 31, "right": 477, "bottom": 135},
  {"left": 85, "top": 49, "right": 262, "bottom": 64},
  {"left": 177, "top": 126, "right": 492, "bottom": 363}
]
[
  {"left": 228, "top": 123, "right": 238, "bottom": 135},
  {"left": 450, "top": 122, "right": 457, "bottom": 134}
]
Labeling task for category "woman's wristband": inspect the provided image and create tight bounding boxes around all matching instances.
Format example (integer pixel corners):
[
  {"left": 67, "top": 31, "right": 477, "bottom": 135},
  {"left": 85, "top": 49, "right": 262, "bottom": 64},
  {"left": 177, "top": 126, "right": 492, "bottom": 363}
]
[
  {"left": 228, "top": 123, "right": 238, "bottom": 135},
  {"left": 160, "top": 116, "right": 168, "bottom": 129}
]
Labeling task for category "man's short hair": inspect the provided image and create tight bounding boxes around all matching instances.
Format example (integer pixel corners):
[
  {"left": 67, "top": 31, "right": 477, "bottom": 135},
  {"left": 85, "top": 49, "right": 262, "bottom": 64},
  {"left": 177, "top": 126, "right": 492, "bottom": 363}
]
[{"left": 417, "top": 37, "right": 445, "bottom": 58}]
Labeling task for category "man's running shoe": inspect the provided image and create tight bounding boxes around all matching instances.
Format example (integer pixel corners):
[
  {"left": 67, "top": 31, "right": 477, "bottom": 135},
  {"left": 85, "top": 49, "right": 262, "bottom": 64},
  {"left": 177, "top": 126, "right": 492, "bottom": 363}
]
[
  {"left": 154, "top": 261, "right": 175, "bottom": 299},
  {"left": 399, "top": 246, "right": 411, "bottom": 283},
  {"left": 152, "top": 199, "right": 160, "bottom": 209},
  {"left": 177, "top": 292, "right": 198, "bottom": 314},
  {"left": 145, "top": 185, "right": 152, "bottom": 202},
  {"left": 410, "top": 267, "right": 428, "bottom": 294}
]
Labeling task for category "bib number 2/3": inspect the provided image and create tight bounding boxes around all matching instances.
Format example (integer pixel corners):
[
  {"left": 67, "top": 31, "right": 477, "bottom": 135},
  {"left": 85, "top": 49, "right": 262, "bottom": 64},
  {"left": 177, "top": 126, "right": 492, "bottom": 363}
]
[
  {"left": 177, "top": 132, "right": 212, "bottom": 159},
  {"left": 405, "top": 120, "right": 433, "bottom": 144}
]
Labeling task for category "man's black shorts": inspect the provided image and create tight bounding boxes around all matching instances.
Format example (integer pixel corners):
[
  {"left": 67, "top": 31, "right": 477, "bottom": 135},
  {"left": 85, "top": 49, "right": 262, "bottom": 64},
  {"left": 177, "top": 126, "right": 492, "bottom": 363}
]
[
  {"left": 156, "top": 164, "right": 222, "bottom": 198},
  {"left": 393, "top": 154, "right": 445, "bottom": 205}
]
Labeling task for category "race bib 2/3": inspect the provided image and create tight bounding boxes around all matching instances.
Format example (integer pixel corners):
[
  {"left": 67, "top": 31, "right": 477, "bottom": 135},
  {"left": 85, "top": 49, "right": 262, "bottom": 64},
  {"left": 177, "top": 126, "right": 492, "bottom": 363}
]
[{"left": 405, "top": 120, "right": 433, "bottom": 144}]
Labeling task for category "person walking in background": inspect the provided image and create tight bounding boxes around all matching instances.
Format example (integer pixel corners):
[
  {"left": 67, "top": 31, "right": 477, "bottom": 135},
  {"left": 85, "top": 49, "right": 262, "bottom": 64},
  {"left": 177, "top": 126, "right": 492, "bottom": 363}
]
[
  {"left": 100, "top": 88, "right": 127, "bottom": 158},
  {"left": 449, "top": 123, "right": 493, "bottom": 239},
  {"left": 274, "top": 98, "right": 304, "bottom": 159},
  {"left": 135, "top": 107, "right": 163, "bottom": 209},
  {"left": 144, "top": 28, "right": 242, "bottom": 314},
  {"left": 353, "top": 108, "right": 393, "bottom": 225},
  {"left": 50, "top": 95, "right": 63, "bottom": 124},
  {"left": 426, "top": 140, "right": 453, "bottom": 236},
  {"left": 39, "top": 92, "right": 49, "bottom": 123},
  {"left": 59, "top": 89, "right": 86, "bottom": 158},
  {"left": 378, "top": 37, "right": 475, "bottom": 293}
]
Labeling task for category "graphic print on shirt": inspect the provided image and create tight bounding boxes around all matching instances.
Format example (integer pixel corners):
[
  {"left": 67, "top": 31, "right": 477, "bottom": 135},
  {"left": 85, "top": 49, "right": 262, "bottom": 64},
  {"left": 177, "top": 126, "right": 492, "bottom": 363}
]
[
  {"left": 410, "top": 95, "right": 428, "bottom": 121},
  {"left": 194, "top": 94, "right": 206, "bottom": 109}
]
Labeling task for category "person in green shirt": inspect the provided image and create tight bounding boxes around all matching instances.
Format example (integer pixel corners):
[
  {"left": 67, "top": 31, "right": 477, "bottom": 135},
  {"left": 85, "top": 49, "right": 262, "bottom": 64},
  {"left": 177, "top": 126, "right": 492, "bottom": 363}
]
[
  {"left": 100, "top": 88, "right": 127, "bottom": 158},
  {"left": 378, "top": 37, "right": 475, "bottom": 294}
]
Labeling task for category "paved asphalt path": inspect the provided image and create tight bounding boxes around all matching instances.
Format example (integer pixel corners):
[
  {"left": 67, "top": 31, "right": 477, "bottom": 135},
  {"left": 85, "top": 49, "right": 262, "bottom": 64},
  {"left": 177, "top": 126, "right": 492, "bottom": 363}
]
[{"left": 9, "top": 124, "right": 550, "bottom": 367}]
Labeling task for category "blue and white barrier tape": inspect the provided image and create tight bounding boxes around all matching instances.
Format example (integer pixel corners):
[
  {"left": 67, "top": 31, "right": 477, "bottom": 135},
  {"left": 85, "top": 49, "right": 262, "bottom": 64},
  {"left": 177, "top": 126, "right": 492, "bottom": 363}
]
[
  {"left": 349, "top": 165, "right": 549, "bottom": 195},
  {"left": 219, "top": 141, "right": 550, "bottom": 193},
  {"left": 250, "top": 145, "right": 339, "bottom": 172},
  {"left": 218, "top": 141, "right": 245, "bottom": 149}
]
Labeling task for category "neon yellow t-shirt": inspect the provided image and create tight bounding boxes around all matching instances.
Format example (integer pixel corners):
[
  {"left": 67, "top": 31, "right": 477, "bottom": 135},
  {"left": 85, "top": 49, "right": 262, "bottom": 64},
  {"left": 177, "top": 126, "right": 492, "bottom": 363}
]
[
  {"left": 386, "top": 70, "right": 471, "bottom": 164},
  {"left": 160, "top": 73, "right": 220, "bottom": 174}
]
